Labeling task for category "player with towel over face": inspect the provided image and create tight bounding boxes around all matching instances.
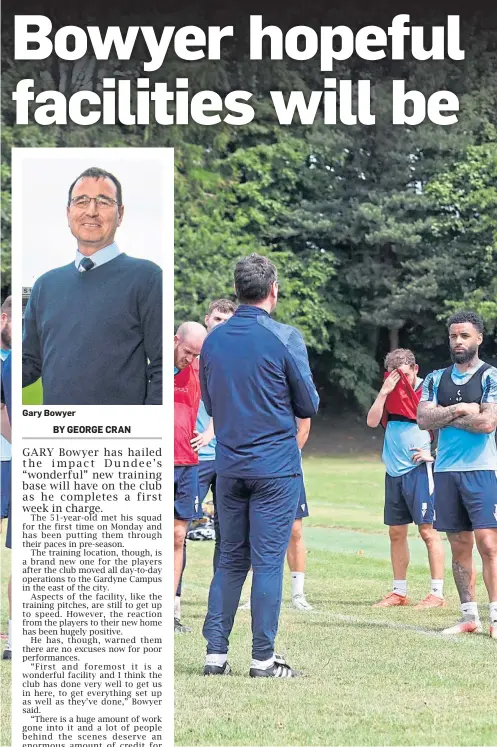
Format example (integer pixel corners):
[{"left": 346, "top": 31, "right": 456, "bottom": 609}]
[{"left": 367, "top": 349, "right": 445, "bottom": 609}]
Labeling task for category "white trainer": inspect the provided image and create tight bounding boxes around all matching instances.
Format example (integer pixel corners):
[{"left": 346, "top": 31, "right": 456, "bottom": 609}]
[
  {"left": 291, "top": 594, "right": 313, "bottom": 611},
  {"left": 441, "top": 617, "right": 482, "bottom": 635}
]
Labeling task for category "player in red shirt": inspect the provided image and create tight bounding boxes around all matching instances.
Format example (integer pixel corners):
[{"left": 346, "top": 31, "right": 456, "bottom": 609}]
[
  {"left": 367, "top": 349, "right": 445, "bottom": 608},
  {"left": 174, "top": 322, "right": 207, "bottom": 633}
]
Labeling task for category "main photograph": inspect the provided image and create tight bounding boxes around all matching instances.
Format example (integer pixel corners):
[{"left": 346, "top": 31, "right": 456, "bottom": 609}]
[{"left": 171, "top": 15, "right": 497, "bottom": 745}]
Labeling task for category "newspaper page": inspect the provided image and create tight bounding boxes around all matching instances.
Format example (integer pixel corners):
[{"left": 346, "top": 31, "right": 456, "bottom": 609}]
[{"left": 2, "top": 5, "right": 497, "bottom": 747}]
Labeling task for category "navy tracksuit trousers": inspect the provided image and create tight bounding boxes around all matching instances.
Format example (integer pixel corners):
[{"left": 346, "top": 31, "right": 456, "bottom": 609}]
[{"left": 203, "top": 474, "right": 300, "bottom": 660}]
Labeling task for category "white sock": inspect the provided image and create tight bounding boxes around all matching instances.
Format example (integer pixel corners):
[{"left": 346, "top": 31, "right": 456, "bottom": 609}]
[
  {"left": 393, "top": 580, "right": 407, "bottom": 597},
  {"left": 431, "top": 579, "right": 444, "bottom": 598},
  {"left": 489, "top": 601, "right": 497, "bottom": 623},
  {"left": 291, "top": 572, "right": 305, "bottom": 597},
  {"left": 251, "top": 656, "right": 275, "bottom": 670},
  {"left": 5, "top": 619, "right": 11, "bottom": 651},
  {"left": 461, "top": 602, "right": 479, "bottom": 619},
  {"left": 174, "top": 596, "right": 181, "bottom": 619},
  {"left": 205, "top": 653, "right": 227, "bottom": 667}
]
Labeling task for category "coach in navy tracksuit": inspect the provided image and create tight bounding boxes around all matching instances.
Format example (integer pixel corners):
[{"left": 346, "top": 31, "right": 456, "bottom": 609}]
[{"left": 200, "top": 254, "right": 319, "bottom": 678}]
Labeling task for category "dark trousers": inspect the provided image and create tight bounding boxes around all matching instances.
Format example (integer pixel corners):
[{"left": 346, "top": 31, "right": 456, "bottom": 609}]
[
  {"left": 197, "top": 462, "right": 220, "bottom": 571},
  {"left": 203, "top": 475, "right": 300, "bottom": 660},
  {"left": 212, "top": 490, "right": 221, "bottom": 572}
]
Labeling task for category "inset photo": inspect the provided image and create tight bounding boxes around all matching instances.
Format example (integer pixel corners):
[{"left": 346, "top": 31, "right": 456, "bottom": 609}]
[{"left": 13, "top": 147, "right": 172, "bottom": 405}]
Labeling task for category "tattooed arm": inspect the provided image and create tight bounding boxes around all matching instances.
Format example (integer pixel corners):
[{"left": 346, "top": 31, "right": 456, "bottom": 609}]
[
  {"left": 417, "top": 400, "right": 479, "bottom": 431},
  {"left": 451, "top": 403, "right": 497, "bottom": 434}
]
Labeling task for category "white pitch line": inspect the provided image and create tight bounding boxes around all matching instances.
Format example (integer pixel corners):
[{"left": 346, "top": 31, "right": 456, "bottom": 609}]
[{"left": 287, "top": 609, "right": 468, "bottom": 641}]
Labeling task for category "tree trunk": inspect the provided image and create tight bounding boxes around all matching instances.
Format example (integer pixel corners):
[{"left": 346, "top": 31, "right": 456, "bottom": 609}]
[{"left": 389, "top": 327, "right": 399, "bottom": 351}]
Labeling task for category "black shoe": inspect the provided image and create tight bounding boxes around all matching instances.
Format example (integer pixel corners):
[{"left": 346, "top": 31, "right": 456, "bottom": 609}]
[
  {"left": 174, "top": 618, "right": 192, "bottom": 633},
  {"left": 250, "top": 655, "right": 301, "bottom": 678},
  {"left": 203, "top": 661, "right": 231, "bottom": 676},
  {"left": 2, "top": 649, "right": 12, "bottom": 661}
]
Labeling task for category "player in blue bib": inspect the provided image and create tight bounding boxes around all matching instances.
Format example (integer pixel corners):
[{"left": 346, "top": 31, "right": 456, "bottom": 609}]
[{"left": 418, "top": 311, "right": 497, "bottom": 639}]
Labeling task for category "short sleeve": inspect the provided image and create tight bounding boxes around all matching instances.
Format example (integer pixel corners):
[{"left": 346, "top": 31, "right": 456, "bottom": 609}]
[
  {"left": 420, "top": 372, "right": 437, "bottom": 405},
  {"left": 481, "top": 367, "right": 497, "bottom": 404}
]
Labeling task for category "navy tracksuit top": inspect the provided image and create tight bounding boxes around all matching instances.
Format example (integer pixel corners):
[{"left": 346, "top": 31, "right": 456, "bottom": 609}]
[{"left": 199, "top": 305, "right": 319, "bottom": 478}]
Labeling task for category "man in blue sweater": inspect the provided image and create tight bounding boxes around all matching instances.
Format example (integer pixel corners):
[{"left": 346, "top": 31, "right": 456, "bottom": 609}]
[
  {"left": 22, "top": 167, "right": 162, "bottom": 405},
  {"left": 200, "top": 253, "right": 319, "bottom": 678}
]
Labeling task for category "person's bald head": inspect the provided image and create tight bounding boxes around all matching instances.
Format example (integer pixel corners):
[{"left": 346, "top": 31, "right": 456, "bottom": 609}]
[{"left": 174, "top": 321, "right": 207, "bottom": 370}]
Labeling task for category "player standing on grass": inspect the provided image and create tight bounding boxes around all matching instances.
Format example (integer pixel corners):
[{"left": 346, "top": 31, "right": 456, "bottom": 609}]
[
  {"left": 174, "top": 322, "right": 207, "bottom": 633},
  {"left": 200, "top": 253, "right": 319, "bottom": 678},
  {"left": 367, "top": 349, "right": 445, "bottom": 608},
  {"left": 175, "top": 300, "right": 236, "bottom": 625},
  {"left": 418, "top": 311, "right": 497, "bottom": 638},
  {"left": 190, "top": 299, "right": 236, "bottom": 570},
  {"left": 289, "top": 417, "right": 313, "bottom": 610},
  {"left": 191, "top": 301, "right": 315, "bottom": 613}
]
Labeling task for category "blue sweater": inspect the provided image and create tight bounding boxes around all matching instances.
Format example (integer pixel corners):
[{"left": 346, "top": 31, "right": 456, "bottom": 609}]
[
  {"left": 22, "top": 254, "right": 162, "bottom": 405},
  {"left": 199, "top": 305, "right": 319, "bottom": 478},
  {"left": 1, "top": 354, "right": 12, "bottom": 421}
]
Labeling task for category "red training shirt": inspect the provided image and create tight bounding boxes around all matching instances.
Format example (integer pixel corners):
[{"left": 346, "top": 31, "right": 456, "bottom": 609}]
[{"left": 174, "top": 360, "right": 201, "bottom": 466}]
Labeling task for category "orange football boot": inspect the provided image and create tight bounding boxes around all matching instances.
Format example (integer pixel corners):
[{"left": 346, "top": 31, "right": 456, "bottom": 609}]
[
  {"left": 373, "top": 592, "right": 408, "bottom": 607},
  {"left": 413, "top": 594, "right": 446, "bottom": 610}
]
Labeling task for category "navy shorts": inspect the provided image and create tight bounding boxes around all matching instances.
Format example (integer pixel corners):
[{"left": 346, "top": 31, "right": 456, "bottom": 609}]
[
  {"left": 198, "top": 460, "right": 216, "bottom": 505},
  {"left": 434, "top": 470, "right": 497, "bottom": 532},
  {"left": 174, "top": 465, "right": 200, "bottom": 521},
  {"left": 295, "top": 477, "right": 309, "bottom": 520},
  {"left": 384, "top": 462, "right": 435, "bottom": 526}
]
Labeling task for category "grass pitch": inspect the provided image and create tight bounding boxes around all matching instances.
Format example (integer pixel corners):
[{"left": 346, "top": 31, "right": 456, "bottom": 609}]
[
  {"left": 22, "top": 379, "right": 42, "bottom": 405},
  {"left": 175, "top": 457, "right": 497, "bottom": 746}
]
